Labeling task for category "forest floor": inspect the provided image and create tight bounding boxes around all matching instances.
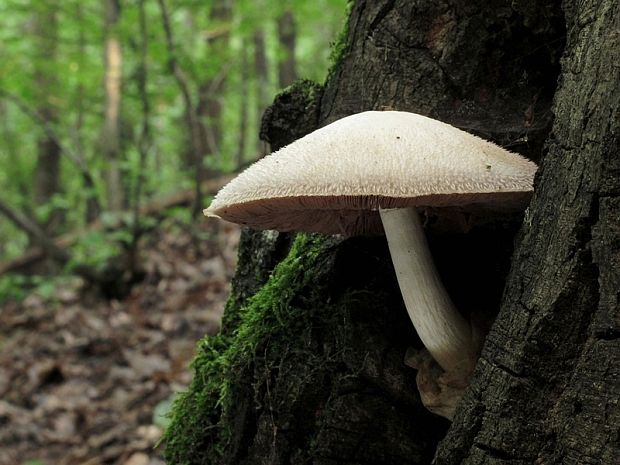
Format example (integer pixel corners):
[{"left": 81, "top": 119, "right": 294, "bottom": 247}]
[{"left": 0, "top": 218, "right": 241, "bottom": 465}]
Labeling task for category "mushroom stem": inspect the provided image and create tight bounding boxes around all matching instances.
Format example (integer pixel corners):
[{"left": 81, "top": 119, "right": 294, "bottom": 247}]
[{"left": 379, "top": 207, "right": 477, "bottom": 375}]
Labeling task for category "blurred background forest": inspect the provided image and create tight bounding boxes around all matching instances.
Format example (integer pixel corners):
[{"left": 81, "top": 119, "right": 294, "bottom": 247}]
[
  {"left": 0, "top": 1, "right": 348, "bottom": 464},
  {"left": 0, "top": 0, "right": 348, "bottom": 300}
]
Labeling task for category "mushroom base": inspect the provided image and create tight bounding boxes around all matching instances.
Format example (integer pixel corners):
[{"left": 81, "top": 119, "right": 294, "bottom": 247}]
[{"left": 404, "top": 348, "right": 474, "bottom": 420}]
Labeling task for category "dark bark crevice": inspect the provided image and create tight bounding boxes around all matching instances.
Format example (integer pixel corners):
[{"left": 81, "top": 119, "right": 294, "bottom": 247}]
[{"left": 434, "top": 0, "right": 620, "bottom": 462}]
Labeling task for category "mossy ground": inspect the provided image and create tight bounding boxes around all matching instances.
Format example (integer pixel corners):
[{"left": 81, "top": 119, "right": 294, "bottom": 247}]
[{"left": 163, "top": 233, "right": 349, "bottom": 464}]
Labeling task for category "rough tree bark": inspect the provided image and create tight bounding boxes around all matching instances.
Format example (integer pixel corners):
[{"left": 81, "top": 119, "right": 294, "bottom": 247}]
[
  {"left": 435, "top": 0, "right": 620, "bottom": 463},
  {"left": 164, "top": 0, "right": 618, "bottom": 464}
]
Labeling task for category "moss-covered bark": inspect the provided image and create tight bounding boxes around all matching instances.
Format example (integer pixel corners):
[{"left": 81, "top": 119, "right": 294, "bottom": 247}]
[{"left": 165, "top": 233, "right": 447, "bottom": 464}]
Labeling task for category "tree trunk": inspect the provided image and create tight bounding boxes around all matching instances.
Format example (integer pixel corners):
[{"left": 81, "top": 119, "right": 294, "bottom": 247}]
[
  {"left": 434, "top": 0, "right": 620, "bottom": 463},
  {"left": 164, "top": 0, "right": 618, "bottom": 464},
  {"left": 32, "top": 2, "right": 62, "bottom": 233},
  {"left": 101, "top": 0, "right": 124, "bottom": 212},
  {"left": 277, "top": 10, "right": 297, "bottom": 88},
  {"left": 157, "top": 0, "right": 206, "bottom": 217},
  {"left": 236, "top": 38, "right": 249, "bottom": 168},
  {"left": 75, "top": 2, "right": 101, "bottom": 223},
  {"left": 253, "top": 27, "right": 269, "bottom": 156},
  {"left": 197, "top": 0, "right": 232, "bottom": 164}
]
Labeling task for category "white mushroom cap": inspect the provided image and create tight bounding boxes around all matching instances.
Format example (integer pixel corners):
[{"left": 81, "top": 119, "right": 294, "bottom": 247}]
[{"left": 205, "top": 111, "right": 537, "bottom": 235}]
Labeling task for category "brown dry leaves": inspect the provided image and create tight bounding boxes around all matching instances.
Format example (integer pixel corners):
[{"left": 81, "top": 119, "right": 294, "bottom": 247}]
[{"left": 0, "top": 219, "right": 240, "bottom": 465}]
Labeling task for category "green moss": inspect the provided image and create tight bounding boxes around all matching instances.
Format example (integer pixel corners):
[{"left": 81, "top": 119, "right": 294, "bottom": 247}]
[
  {"left": 275, "top": 78, "right": 322, "bottom": 103},
  {"left": 326, "top": 0, "right": 354, "bottom": 83},
  {"left": 163, "top": 233, "right": 335, "bottom": 464}
]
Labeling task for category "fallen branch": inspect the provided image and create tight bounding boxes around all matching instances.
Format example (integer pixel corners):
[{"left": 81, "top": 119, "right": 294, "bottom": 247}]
[
  {"left": 0, "top": 174, "right": 234, "bottom": 276},
  {"left": 0, "top": 200, "right": 69, "bottom": 264}
]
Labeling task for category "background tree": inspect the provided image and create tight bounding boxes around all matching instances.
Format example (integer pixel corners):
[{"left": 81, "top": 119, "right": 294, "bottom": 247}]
[
  {"left": 197, "top": 0, "right": 233, "bottom": 165},
  {"left": 157, "top": 0, "right": 207, "bottom": 217},
  {"left": 32, "top": 1, "right": 62, "bottom": 233},
  {"left": 101, "top": 0, "right": 124, "bottom": 212},
  {"left": 74, "top": 2, "right": 101, "bottom": 223},
  {"left": 0, "top": 0, "right": 348, "bottom": 290},
  {"left": 277, "top": 9, "right": 296, "bottom": 88},
  {"left": 252, "top": 25, "right": 269, "bottom": 156},
  {"left": 236, "top": 39, "right": 249, "bottom": 167},
  {"left": 163, "top": 0, "right": 619, "bottom": 463}
]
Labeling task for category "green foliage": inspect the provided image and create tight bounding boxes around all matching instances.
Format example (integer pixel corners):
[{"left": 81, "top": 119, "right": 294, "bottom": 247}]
[
  {"left": 0, "top": 273, "right": 76, "bottom": 304},
  {"left": 34, "top": 193, "right": 71, "bottom": 225},
  {"left": 164, "top": 205, "right": 193, "bottom": 224},
  {"left": 0, "top": 0, "right": 349, "bottom": 268},
  {"left": 68, "top": 229, "right": 122, "bottom": 272},
  {"left": 0, "top": 274, "right": 31, "bottom": 303}
]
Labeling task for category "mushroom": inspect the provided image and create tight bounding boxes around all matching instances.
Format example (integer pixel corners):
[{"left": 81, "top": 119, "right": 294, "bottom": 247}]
[{"left": 205, "top": 110, "right": 537, "bottom": 418}]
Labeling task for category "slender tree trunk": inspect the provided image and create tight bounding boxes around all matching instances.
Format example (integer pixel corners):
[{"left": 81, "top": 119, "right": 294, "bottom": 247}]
[
  {"left": 253, "top": 27, "right": 269, "bottom": 156},
  {"left": 75, "top": 2, "right": 101, "bottom": 223},
  {"left": 101, "top": 0, "right": 124, "bottom": 212},
  {"left": 277, "top": 10, "right": 296, "bottom": 88},
  {"left": 128, "top": 0, "right": 152, "bottom": 271},
  {"left": 32, "top": 2, "right": 62, "bottom": 233},
  {"left": 253, "top": 28, "right": 269, "bottom": 111},
  {"left": 236, "top": 39, "right": 249, "bottom": 168},
  {"left": 157, "top": 0, "right": 205, "bottom": 217},
  {"left": 134, "top": 0, "right": 151, "bottom": 217},
  {"left": 197, "top": 0, "right": 232, "bottom": 165}
]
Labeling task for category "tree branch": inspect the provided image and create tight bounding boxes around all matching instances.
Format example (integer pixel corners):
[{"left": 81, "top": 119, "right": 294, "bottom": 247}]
[
  {"left": 0, "top": 199, "right": 69, "bottom": 263},
  {"left": 0, "top": 174, "right": 233, "bottom": 276},
  {"left": 156, "top": 0, "right": 205, "bottom": 217}
]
